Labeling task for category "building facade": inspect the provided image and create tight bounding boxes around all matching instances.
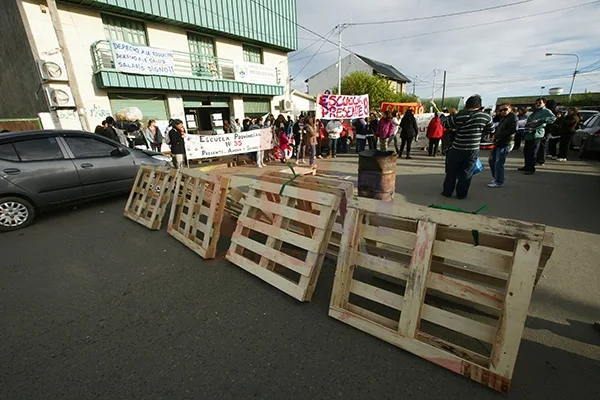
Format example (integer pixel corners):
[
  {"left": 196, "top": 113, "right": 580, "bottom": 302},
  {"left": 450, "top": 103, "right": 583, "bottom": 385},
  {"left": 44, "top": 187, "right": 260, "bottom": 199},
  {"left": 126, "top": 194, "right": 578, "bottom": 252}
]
[
  {"left": 305, "top": 53, "right": 410, "bottom": 97},
  {"left": 1, "top": 0, "right": 297, "bottom": 133}
]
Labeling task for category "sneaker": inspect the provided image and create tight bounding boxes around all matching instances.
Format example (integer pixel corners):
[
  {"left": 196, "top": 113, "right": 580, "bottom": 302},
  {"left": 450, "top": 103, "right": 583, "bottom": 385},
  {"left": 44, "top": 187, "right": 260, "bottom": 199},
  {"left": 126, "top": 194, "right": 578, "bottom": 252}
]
[
  {"left": 547, "top": 155, "right": 556, "bottom": 160},
  {"left": 488, "top": 182, "right": 503, "bottom": 188},
  {"left": 557, "top": 158, "right": 567, "bottom": 162},
  {"left": 317, "top": 155, "right": 322, "bottom": 159}
]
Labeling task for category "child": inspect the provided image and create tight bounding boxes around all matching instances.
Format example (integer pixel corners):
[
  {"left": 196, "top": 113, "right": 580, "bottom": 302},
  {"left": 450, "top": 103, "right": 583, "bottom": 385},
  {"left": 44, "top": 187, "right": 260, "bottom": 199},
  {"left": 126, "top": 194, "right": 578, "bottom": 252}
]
[{"left": 280, "top": 131, "right": 293, "bottom": 162}]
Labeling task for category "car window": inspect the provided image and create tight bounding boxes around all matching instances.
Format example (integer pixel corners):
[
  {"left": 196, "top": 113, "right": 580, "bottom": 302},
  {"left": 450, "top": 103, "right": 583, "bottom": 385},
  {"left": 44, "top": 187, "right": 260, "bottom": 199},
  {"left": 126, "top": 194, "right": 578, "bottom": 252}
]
[
  {"left": 592, "top": 117, "right": 600, "bottom": 128},
  {"left": 582, "top": 115, "right": 597, "bottom": 128},
  {"left": 0, "top": 143, "right": 20, "bottom": 161},
  {"left": 13, "top": 137, "right": 64, "bottom": 161},
  {"left": 65, "top": 136, "right": 118, "bottom": 158}
]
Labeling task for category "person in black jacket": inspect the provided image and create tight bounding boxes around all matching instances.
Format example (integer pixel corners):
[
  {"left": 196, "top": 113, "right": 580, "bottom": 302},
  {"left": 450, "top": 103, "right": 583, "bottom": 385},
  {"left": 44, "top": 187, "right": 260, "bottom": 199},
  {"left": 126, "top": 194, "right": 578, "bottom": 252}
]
[
  {"left": 168, "top": 119, "right": 186, "bottom": 168},
  {"left": 101, "top": 116, "right": 119, "bottom": 143},
  {"left": 488, "top": 104, "right": 517, "bottom": 188},
  {"left": 398, "top": 109, "right": 418, "bottom": 159}
]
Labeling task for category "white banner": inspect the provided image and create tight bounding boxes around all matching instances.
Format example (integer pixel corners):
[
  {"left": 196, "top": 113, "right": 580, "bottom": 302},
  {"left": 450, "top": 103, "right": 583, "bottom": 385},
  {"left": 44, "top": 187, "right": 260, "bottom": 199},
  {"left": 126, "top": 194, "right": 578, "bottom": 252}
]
[
  {"left": 233, "top": 62, "right": 278, "bottom": 85},
  {"left": 316, "top": 94, "right": 369, "bottom": 120},
  {"left": 184, "top": 128, "right": 273, "bottom": 160},
  {"left": 111, "top": 40, "right": 175, "bottom": 75}
]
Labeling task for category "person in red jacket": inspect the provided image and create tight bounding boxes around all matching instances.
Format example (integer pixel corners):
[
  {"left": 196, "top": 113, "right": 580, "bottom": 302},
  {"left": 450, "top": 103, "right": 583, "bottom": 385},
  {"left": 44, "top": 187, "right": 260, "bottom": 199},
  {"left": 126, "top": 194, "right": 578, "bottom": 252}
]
[{"left": 426, "top": 113, "right": 444, "bottom": 156}]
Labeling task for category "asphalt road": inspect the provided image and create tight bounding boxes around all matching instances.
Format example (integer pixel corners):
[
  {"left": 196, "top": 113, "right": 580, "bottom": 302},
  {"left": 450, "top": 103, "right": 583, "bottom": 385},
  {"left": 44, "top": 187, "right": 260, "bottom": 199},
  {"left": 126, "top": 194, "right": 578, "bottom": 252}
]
[{"left": 1, "top": 149, "right": 599, "bottom": 399}]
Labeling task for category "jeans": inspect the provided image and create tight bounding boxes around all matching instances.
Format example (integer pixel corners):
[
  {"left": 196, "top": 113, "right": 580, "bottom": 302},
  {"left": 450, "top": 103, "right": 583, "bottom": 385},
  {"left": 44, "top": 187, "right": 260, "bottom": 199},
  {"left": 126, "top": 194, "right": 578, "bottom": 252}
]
[
  {"left": 536, "top": 136, "right": 547, "bottom": 164},
  {"left": 523, "top": 138, "right": 542, "bottom": 172},
  {"left": 558, "top": 134, "right": 573, "bottom": 159},
  {"left": 309, "top": 144, "right": 316, "bottom": 165},
  {"left": 442, "top": 148, "right": 479, "bottom": 199},
  {"left": 329, "top": 137, "right": 339, "bottom": 157},
  {"left": 399, "top": 138, "right": 413, "bottom": 157},
  {"left": 356, "top": 138, "right": 366, "bottom": 153},
  {"left": 428, "top": 138, "right": 440, "bottom": 156},
  {"left": 256, "top": 150, "right": 264, "bottom": 167},
  {"left": 548, "top": 137, "right": 560, "bottom": 157},
  {"left": 489, "top": 145, "right": 510, "bottom": 184},
  {"left": 151, "top": 143, "right": 162, "bottom": 152}
]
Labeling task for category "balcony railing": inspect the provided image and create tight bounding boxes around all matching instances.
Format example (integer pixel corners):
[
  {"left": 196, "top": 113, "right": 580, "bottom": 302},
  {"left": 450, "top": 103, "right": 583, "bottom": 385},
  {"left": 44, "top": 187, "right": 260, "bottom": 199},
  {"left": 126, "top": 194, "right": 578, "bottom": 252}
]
[{"left": 90, "top": 40, "right": 280, "bottom": 84}]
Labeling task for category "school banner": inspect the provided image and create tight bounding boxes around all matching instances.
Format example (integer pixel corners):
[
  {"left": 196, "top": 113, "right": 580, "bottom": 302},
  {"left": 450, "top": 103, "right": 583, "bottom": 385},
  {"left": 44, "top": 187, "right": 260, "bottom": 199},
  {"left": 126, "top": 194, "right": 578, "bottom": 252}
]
[
  {"left": 111, "top": 40, "right": 175, "bottom": 75},
  {"left": 316, "top": 94, "right": 369, "bottom": 120},
  {"left": 184, "top": 128, "right": 272, "bottom": 160},
  {"left": 380, "top": 102, "right": 425, "bottom": 115}
]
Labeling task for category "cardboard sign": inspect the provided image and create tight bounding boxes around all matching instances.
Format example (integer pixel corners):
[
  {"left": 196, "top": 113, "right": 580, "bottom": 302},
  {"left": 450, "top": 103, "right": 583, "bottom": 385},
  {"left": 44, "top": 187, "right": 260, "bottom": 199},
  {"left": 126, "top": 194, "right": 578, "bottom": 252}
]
[
  {"left": 380, "top": 102, "right": 425, "bottom": 115},
  {"left": 184, "top": 128, "right": 272, "bottom": 160},
  {"left": 317, "top": 94, "right": 369, "bottom": 120}
]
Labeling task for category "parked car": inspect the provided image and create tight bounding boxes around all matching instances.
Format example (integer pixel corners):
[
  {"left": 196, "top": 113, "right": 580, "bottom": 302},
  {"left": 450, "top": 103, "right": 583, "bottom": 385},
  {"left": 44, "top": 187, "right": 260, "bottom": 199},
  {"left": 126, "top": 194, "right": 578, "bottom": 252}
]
[
  {"left": 578, "top": 110, "right": 599, "bottom": 125},
  {"left": 571, "top": 113, "right": 600, "bottom": 149},
  {"left": 0, "top": 130, "right": 171, "bottom": 232},
  {"left": 579, "top": 125, "right": 600, "bottom": 158}
]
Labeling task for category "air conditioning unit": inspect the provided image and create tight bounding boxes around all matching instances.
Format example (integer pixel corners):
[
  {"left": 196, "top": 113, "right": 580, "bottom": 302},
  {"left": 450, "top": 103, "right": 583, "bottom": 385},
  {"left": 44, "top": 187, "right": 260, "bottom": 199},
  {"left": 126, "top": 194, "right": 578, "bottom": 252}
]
[
  {"left": 45, "top": 85, "right": 75, "bottom": 108},
  {"left": 279, "top": 99, "right": 292, "bottom": 111},
  {"left": 38, "top": 59, "right": 68, "bottom": 81}
]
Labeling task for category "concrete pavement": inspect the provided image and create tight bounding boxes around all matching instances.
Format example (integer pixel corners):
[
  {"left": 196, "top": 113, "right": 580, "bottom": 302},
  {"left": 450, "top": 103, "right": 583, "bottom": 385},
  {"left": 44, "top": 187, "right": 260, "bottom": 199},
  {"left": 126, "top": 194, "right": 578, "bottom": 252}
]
[{"left": 1, "top": 149, "right": 599, "bottom": 399}]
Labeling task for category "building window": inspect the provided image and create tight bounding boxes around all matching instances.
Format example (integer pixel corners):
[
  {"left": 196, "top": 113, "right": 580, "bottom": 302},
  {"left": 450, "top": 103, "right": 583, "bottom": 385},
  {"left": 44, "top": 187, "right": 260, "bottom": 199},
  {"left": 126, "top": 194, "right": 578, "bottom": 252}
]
[
  {"left": 102, "top": 14, "right": 147, "bottom": 45},
  {"left": 187, "top": 33, "right": 217, "bottom": 77},
  {"left": 243, "top": 44, "right": 263, "bottom": 64}
]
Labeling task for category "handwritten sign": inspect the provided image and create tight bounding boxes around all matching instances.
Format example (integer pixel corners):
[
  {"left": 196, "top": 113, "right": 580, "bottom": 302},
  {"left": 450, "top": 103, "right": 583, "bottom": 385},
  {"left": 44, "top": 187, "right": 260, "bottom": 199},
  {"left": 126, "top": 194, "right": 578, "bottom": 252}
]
[
  {"left": 316, "top": 94, "right": 369, "bottom": 120},
  {"left": 380, "top": 102, "right": 425, "bottom": 115},
  {"left": 111, "top": 40, "right": 175, "bottom": 75},
  {"left": 184, "top": 128, "right": 273, "bottom": 160}
]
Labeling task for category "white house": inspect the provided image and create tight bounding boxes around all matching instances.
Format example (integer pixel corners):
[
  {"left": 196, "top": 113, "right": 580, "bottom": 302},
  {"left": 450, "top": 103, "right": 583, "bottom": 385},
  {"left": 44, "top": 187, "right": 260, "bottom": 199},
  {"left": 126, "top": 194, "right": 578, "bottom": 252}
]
[{"left": 305, "top": 53, "right": 411, "bottom": 96}]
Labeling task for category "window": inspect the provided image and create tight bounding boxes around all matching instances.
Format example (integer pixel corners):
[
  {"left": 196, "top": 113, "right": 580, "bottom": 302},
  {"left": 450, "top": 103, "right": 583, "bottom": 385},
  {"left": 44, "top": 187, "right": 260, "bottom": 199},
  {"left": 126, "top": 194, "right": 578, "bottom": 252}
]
[
  {"left": 102, "top": 14, "right": 147, "bottom": 45},
  {"left": 243, "top": 44, "right": 263, "bottom": 64},
  {"left": 187, "top": 33, "right": 216, "bottom": 77},
  {"left": 13, "top": 138, "right": 64, "bottom": 161},
  {"left": 65, "top": 137, "right": 118, "bottom": 158},
  {"left": 0, "top": 143, "right": 19, "bottom": 161}
]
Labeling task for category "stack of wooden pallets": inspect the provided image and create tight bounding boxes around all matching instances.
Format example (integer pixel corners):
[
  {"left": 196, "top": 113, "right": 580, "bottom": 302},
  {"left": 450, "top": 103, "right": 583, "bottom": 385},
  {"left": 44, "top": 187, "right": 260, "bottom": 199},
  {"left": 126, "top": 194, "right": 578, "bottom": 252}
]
[{"left": 328, "top": 197, "right": 547, "bottom": 393}]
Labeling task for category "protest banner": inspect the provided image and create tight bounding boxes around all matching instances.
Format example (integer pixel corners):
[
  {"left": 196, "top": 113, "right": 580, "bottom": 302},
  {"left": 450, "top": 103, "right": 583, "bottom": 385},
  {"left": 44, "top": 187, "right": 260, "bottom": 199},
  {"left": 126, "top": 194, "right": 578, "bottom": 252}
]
[
  {"left": 111, "top": 40, "right": 175, "bottom": 76},
  {"left": 184, "top": 128, "right": 272, "bottom": 160},
  {"left": 316, "top": 94, "right": 369, "bottom": 120},
  {"left": 380, "top": 102, "right": 425, "bottom": 115}
]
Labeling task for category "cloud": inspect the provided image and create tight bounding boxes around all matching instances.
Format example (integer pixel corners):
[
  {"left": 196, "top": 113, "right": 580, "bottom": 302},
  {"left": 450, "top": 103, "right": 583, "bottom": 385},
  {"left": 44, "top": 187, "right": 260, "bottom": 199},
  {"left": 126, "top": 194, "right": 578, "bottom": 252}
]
[{"left": 288, "top": 0, "right": 600, "bottom": 105}]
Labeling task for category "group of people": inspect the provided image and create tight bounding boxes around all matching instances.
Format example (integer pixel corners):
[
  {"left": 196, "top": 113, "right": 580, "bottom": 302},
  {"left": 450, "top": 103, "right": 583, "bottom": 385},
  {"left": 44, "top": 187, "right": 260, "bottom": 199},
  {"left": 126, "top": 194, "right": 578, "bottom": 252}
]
[{"left": 440, "top": 95, "right": 582, "bottom": 199}]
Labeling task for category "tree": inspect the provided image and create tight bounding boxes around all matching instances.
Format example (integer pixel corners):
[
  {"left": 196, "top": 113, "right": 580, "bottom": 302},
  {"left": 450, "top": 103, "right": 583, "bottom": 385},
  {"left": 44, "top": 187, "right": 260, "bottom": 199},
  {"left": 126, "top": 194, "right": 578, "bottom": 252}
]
[{"left": 338, "top": 71, "right": 418, "bottom": 110}]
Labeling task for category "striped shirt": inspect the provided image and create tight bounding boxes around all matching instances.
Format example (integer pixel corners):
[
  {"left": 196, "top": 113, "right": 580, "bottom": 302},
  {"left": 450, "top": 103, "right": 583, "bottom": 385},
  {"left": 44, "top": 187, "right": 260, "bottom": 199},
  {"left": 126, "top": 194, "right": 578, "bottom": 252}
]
[{"left": 443, "top": 110, "right": 495, "bottom": 151}]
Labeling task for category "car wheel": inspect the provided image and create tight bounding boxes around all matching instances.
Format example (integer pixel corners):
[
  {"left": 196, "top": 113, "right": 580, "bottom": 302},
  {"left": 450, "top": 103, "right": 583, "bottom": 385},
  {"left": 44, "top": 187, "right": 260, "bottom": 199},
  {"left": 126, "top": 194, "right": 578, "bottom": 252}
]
[{"left": 0, "top": 196, "right": 35, "bottom": 232}]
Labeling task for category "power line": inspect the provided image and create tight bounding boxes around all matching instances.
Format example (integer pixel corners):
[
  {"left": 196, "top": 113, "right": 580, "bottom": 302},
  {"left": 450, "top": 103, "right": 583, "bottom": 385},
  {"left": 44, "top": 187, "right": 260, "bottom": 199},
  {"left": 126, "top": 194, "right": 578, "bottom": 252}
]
[
  {"left": 288, "top": 27, "right": 336, "bottom": 61},
  {"left": 349, "top": 0, "right": 532, "bottom": 26},
  {"left": 347, "top": 1, "right": 600, "bottom": 48},
  {"left": 580, "top": 59, "right": 600, "bottom": 73},
  {"left": 291, "top": 30, "right": 336, "bottom": 81}
]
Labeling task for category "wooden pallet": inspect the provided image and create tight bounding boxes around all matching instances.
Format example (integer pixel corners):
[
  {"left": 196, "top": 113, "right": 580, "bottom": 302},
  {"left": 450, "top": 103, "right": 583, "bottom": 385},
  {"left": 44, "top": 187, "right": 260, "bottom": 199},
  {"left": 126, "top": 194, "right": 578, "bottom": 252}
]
[
  {"left": 260, "top": 172, "right": 353, "bottom": 259},
  {"left": 224, "top": 187, "right": 246, "bottom": 219},
  {"left": 124, "top": 165, "right": 177, "bottom": 230},
  {"left": 166, "top": 169, "right": 230, "bottom": 259},
  {"left": 226, "top": 179, "right": 341, "bottom": 301},
  {"left": 329, "top": 197, "right": 546, "bottom": 393}
]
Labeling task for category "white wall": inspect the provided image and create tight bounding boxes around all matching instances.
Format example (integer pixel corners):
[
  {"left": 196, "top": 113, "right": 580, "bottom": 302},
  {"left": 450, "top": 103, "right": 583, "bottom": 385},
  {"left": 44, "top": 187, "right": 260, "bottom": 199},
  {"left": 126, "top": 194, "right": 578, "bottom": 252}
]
[
  {"left": 263, "top": 48, "right": 290, "bottom": 115},
  {"left": 291, "top": 93, "right": 315, "bottom": 117},
  {"left": 306, "top": 54, "right": 371, "bottom": 96}
]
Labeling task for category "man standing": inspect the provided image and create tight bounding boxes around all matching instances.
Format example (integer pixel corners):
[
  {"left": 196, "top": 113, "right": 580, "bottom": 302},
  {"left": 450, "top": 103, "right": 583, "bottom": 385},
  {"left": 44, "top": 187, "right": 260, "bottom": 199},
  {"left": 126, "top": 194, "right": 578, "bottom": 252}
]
[
  {"left": 325, "top": 119, "right": 343, "bottom": 158},
  {"left": 442, "top": 95, "right": 495, "bottom": 199},
  {"left": 168, "top": 119, "right": 186, "bottom": 168},
  {"left": 354, "top": 118, "right": 368, "bottom": 153},
  {"left": 520, "top": 98, "right": 556, "bottom": 175},
  {"left": 293, "top": 115, "right": 305, "bottom": 162},
  {"left": 101, "top": 116, "right": 119, "bottom": 143},
  {"left": 488, "top": 104, "right": 517, "bottom": 188}
]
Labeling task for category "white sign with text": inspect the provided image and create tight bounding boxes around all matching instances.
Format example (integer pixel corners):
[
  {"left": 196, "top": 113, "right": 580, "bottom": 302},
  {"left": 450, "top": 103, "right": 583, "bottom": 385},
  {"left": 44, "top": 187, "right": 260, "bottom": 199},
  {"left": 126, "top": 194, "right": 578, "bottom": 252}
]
[
  {"left": 111, "top": 40, "right": 175, "bottom": 75},
  {"left": 233, "top": 62, "right": 278, "bottom": 85},
  {"left": 184, "top": 128, "right": 273, "bottom": 160}
]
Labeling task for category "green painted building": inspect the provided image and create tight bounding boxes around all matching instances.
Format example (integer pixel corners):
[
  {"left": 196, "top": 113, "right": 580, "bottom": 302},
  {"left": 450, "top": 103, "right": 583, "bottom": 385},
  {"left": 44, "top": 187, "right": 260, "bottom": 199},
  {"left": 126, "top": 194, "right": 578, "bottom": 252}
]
[{"left": 2, "top": 0, "right": 298, "bottom": 132}]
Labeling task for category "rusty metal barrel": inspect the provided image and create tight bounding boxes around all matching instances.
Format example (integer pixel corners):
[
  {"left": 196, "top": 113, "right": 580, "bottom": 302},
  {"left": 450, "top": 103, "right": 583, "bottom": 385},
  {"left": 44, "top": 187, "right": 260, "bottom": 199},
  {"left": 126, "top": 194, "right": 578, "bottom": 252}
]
[{"left": 358, "top": 150, "right": 397, "bottom": 201}]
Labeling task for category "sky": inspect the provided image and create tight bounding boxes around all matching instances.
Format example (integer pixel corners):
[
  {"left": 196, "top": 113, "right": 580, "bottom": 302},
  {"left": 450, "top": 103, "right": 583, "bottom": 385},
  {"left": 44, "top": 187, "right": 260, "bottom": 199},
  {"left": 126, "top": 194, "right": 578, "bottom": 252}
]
[{"left": 287, "top": 0, "right": 600, "bottom": 106}]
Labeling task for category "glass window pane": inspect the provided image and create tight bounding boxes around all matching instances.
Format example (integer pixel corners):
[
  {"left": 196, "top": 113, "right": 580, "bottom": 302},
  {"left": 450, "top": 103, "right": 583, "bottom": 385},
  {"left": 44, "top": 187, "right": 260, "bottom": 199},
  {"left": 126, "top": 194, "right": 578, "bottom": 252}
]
[
  {"left": 0, "top": 143, "right": 19, "bottom": 161},
  {"left": 102, "top": 14, "right": 147, "bottom": 45},
  {"left": 243, "top": 45, "right": 262, "bottom": 64},
  {"left": 13, "top": 138, "right": 63, "bottom": 161},
  {"left": 65, "top": 137, "right": 118, "bottom": 158}
]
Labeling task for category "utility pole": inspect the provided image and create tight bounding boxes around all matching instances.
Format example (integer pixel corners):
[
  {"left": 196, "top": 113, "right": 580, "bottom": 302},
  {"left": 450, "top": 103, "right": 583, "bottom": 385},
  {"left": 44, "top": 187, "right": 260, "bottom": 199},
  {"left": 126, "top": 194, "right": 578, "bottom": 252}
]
[
  {"left": 441, "top": 70, "right": 447, "bottom": 109},
  {"left": 47, "top": 0, "right": 90, "bottom": 131},
  {"left": 430, "top": 69, "right": 437, "bottom": 112},
  {"left": 412, "top": 75, "right": 418, "bottom": 96},
  {"left": 337, "top": 23, "right": 347, "bottom": 95}
]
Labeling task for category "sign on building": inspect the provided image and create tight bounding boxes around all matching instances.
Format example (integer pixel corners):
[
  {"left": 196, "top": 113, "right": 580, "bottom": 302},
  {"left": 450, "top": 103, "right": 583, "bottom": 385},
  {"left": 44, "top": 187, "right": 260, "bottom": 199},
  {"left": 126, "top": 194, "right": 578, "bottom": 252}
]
[
  {"left": 111, "top": 40, "right": 175, "bottom": 76},
  {"left": 184, "top": 128, "right": 273, "bottom": 160},
  {"left": 233, "top": 62, "right": 278, "bottom": 85},
  {"left": 316, "top": 94, "right": 369, "bottom": 119}
]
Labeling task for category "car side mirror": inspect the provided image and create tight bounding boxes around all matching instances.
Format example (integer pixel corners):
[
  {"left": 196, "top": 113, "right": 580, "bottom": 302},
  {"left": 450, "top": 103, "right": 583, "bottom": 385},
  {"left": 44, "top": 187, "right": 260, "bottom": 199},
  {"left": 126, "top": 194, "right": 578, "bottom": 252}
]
[{"left": 111, "top": 147, "right": 129, "bottom": 157}]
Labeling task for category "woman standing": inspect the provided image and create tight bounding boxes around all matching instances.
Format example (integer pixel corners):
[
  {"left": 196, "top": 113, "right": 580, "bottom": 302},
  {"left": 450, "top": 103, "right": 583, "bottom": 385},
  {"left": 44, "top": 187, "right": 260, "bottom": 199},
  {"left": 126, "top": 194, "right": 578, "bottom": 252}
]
[
  {"left": 144, "top": 119, "right": 163, "bottom": 152},
  {"left": 426, "top": 113, "right": 444, "bottom": 156},
  {"left": 305, "top": 115, "right": 318, "bottom": 168},
  {"left": 557, "top": 107, "right": 580, "bottom": 162},
  {"left": 399, "top": 109, "right": 418, "bottom": 159},
  {"left": 376, "top": 111, "right": 395, "bottom": 151}
]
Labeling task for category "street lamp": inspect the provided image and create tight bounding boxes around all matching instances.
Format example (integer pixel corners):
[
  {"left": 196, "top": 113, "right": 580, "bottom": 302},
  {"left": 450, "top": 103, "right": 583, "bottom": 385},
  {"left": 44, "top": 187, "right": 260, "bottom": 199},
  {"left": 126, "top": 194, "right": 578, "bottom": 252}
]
[
  {"left": 545, "top": 52, "right": 580, "bottom": 101},
  {"left": 540, "top": 86, "right": 545, "bottom": 96}
]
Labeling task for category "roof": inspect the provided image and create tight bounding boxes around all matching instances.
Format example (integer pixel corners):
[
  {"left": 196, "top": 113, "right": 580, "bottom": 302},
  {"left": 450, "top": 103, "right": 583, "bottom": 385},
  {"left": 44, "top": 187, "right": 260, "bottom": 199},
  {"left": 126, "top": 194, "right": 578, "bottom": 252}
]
[
  {"left": 355, "top": 54, "right": 411, "bottom": 83},
  {"left": 291, "top": 89, "right": 316, "bottom": 102}
]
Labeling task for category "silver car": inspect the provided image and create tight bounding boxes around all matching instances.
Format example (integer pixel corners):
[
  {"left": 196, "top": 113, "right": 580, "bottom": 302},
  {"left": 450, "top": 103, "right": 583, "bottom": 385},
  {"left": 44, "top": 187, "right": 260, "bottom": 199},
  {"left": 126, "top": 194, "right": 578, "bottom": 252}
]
[
  {"left": 0, "top": 130, "right": 171, "bottom": 231},
  {"left": 571, "top": 113, "right": 600, "bottom": 150}
]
